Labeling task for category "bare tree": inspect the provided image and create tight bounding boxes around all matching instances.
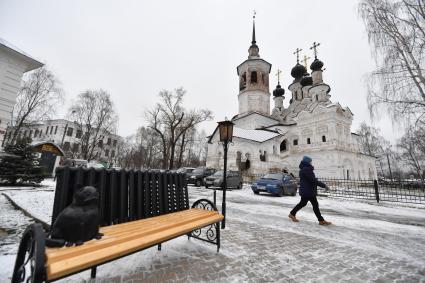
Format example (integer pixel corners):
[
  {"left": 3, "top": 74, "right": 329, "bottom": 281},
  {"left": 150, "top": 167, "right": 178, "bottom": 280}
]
[
  {"left": 397, "top": 126, "right": 425, "bottom": 180},
  {"left": 69, "top": 89, "right": 118, "bottom": 162},
  {"left": 7, "top": 67, "right": 62, "bottom": 144},
  {"left": 359, "top": 0, "right": 425, "bottom": 125},
  {"left": 145, "top": 88, "right": 213, "bottom": 169}
]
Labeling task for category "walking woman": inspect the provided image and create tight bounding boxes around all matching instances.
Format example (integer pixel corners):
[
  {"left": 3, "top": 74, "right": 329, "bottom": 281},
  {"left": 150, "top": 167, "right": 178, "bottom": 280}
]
[{"left": 289, "top": 156, "right": 332, "bottom": 225}]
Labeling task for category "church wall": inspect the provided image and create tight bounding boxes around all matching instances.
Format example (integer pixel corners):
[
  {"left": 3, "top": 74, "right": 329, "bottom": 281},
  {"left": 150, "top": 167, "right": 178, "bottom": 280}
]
[{"left": 238, "top": 90, "right": 270, "bottom": 116}]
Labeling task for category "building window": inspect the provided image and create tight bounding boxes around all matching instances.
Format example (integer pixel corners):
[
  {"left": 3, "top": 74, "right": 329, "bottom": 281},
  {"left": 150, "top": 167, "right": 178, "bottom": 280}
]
[
  {"left": 251, "top": 71, "right": 257, "bottom": 83},
  {"left": 322, "top": 135, "right": 326, "bottom": 142},
  {"left": 23, "top": 130, "right": 27, "bottom": 137},
  {"left": 280, "top": 140, "right": 287, "bottom": 152},
  {"left": 39, "top": 129, "right": 42, "bottom": 137},
  {"left": 54, "top": 126, "right": 58, "bottom": 134},
  {"left": 50, "top": 126, "right": 54, "bottom": 134},
  {"left": 105, "top": 149, "right": 109, "bottom": 157},
  {"left": 316, "top": 95, "right": 319, "bottom": 101},
  {"left": 293, "top": 139, "right": 298, "bottom": 146},
  {"left": 240, "top": 73, "right": 247, "bottom": 91},
  {"left": 34, "top": 129, "right": 39, "bottom": 137},
  {"left": 111, "top": 150, "right": 115, "bottom": 158},
  {"left": 76, "top": 130, "right": 82, "bottom": 139},
  {"left": 307, "top": 138, "right": 311, "bottom": 144},
  {"left": 46, "top": 127, "right": 49, "bottom": 134},
  {"left": 29, "top": 130, "right": 33, "bottom": 137},
  {"left": 107, "top": 138, "right": 111, "bottom": 146},
  {"left": 260, "top": 151, "right": 266, "bottom": 162},
  {"left": 99, "top": 140, "right": 103, "bottom": 148},
  {"left": 63, "top": 142, "right": 70, "bottom": 151},
  {"left": 113, "top": 139, "right": 117, "bottom": 147},
  {"left": 67, "top": 127, "right": 73, "bottom": 137},
  {"left": 72, "top": 143, "right": 79, "bottom": 152}
]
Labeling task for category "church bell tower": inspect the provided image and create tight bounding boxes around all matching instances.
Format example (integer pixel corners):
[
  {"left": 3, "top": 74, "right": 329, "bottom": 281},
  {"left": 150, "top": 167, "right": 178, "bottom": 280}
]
[{"left": 237, "top": 14, "right": 272, "bottom": 116}]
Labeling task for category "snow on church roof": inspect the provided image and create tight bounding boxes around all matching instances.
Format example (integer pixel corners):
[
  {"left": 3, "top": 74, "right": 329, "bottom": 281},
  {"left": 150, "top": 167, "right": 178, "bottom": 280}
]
[{"left": 233, "top": 127, "right": 281, "bottom": 143}]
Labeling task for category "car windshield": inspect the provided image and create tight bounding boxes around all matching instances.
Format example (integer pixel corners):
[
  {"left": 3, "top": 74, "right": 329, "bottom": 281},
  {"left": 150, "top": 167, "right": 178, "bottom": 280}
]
[
  {"left": 192, "top": 168, "right": 205, "bottom": 174},
  {"left": 262, "top": 173, "right": 284, "bottom": 180},
  {"left": 213, "top": 171, "right": 224, "bottom": 176}
]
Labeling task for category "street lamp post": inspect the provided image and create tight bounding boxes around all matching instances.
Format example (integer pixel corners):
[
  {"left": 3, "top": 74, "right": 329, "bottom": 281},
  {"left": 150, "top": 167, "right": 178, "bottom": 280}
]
[{"left": 217, "top": 120, "right": 234, "bottom": 229}]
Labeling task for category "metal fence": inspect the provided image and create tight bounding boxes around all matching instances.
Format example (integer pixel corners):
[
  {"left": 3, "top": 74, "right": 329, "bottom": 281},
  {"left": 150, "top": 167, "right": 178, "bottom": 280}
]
[{"left": 317, "top": 178, "right": 425, "bottom": 204}]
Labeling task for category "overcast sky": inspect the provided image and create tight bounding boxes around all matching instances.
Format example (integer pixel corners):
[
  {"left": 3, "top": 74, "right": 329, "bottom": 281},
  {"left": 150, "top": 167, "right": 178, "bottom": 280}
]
[{"left": 0, "top": 0, "right": 399, "bottom": 142}]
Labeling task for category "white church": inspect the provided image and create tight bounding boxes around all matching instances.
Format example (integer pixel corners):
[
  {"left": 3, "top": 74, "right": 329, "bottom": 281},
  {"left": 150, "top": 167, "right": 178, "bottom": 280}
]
[{"left": 206, "top": 20, "right": 377, "bottom": 180}]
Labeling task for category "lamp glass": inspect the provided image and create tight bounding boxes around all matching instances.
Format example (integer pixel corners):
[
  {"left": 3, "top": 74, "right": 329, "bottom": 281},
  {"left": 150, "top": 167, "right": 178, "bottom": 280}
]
[{"left": 218, "top": 121, "right": 234, "bottom": 142}]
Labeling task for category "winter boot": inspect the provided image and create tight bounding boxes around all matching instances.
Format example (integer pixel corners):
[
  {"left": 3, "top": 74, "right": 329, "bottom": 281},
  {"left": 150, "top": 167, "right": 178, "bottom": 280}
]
[
  {"left": 288, "top": 214, "right": 299, "bottom": 222},
  {"left": 319, "top": 220, "right": 332, "bottom": 225}
]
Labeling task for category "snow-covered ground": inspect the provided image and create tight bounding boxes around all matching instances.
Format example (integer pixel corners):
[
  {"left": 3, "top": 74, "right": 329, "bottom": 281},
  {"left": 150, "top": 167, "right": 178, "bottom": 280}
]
[{"left": 1, "top": 181, "right": 425, "bottom": 282}]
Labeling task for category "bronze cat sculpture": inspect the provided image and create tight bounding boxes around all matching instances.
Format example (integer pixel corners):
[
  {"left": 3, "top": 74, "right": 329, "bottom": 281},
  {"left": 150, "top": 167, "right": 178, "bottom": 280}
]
[{"left": 46, "top": 186, "right": 103, "bottom": 247}]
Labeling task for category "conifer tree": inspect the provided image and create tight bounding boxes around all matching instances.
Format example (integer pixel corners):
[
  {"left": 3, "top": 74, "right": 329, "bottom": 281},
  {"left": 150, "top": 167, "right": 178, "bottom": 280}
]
[{"left": 0, "top": 137, "right": 45, "bottom": 185}]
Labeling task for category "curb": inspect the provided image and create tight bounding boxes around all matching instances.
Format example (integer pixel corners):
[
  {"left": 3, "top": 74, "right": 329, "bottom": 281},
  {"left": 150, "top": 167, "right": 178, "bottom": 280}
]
[{"left": 2, "top": 193, "right": 51, "bottom": 230}]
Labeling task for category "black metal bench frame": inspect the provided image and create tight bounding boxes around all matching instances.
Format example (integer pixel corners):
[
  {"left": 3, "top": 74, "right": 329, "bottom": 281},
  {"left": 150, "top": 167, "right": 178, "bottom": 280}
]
[{"left": 12, "top": 167, "right": 222, "bottom": 283}]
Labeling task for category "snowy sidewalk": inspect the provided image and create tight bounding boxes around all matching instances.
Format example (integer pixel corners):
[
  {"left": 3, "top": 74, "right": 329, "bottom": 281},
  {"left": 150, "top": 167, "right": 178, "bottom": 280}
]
[{"left": 1, "top": 183, "right": 425, "bottom": 282}]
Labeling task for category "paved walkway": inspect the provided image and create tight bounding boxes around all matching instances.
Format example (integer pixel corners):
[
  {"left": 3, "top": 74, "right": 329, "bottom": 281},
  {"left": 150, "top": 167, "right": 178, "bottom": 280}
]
[{"left": 91, "top": 187, "right": 425, "bottom": 283}]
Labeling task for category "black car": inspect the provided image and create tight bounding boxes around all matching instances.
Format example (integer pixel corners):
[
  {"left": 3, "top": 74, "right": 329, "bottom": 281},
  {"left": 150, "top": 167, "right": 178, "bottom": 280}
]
[{"left": 186, "top": 167, "right": 216, "bottom": 187}]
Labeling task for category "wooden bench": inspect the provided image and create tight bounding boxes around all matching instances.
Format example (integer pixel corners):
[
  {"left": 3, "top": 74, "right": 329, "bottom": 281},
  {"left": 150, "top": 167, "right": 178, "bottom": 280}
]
[{"left": 12, "top": 168, "right": 223, "bottom": 283}]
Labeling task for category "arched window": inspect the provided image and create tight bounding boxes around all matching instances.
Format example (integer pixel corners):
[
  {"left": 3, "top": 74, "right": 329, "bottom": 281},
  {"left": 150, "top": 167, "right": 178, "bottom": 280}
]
[
  {"left": 251, "top": 71, "right": 257, "bottom": 83},
  {"left": 240, "top": 73, "right": 246, "bottom": 91},
  {"left": 307, "top": 138, "right": 311, "bottom": 144},
  {"left": 322, "top": 135, "right": 326, "bottom": 142},
  {"left": 280, "top": 140, "right": 287, "bottom": 152},
  {"left": 316, "top": 95, "right": 319, "bottom": 101}
]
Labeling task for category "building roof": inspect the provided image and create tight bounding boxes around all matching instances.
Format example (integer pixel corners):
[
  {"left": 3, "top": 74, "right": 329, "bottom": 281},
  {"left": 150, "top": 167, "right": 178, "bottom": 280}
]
[
  {"left": 208, "top": 126, "right": 282, "bottom": 144},
  {"left": 233, "top": 127, "right": 282, "bottom": 142},
  {"left": 0, "top": 37, "right": 44, "bottom": 72}
]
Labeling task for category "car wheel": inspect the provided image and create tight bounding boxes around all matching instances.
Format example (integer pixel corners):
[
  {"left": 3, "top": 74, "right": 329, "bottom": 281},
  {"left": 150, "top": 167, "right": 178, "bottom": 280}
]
[
  {"left": 237, "top": 182, "right": 243, "bottom": 190},
  {"left": 205, "top": 184, "right": 209, "bottom": 189},
  {"left": 278, "top": 188, "right": 284, "bottom": 197},
  {"left": 253, "top": 190, "right": 259, "bottom": 195},
  {"left": 195, "top": 179, "right": 202, "bottom": 187}
]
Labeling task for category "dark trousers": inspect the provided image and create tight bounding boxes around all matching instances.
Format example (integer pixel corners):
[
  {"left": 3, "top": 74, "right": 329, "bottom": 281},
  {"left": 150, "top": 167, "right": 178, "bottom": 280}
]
[{"left": 290, "top": 196, "right": 324, "bottom": 221}]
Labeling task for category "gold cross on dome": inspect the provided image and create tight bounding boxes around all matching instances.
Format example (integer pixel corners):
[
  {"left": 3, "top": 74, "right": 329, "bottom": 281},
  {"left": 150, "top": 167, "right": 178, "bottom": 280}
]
[
  {"left": 275, "top": 69, "right": 282, "bottom": 84},
  {"left": 293, "top": 48, "right": 302, "bottom": 63},
  {"left": 302, "top": 55, "right": 311, "bottom": 69},
  {"left": 310, "top": 42, "right": 321, "bottom": 59},
  {"left": 253, "top": 10, "right": 256, "bottom": 19}
]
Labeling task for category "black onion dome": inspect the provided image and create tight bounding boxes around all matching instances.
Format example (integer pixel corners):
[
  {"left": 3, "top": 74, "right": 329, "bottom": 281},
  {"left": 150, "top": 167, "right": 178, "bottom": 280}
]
[
  {"left": 310, "top": 59, "right": 324, "bottom": 71},
  {"left": 300, "top": 76, "right": 313, "bottom": 87},
  {"left": 291, "top": 63, "right": 306, "bottom": 79},
  {"left": 273, "top": 84, "right": 285, "bottom": 97}
]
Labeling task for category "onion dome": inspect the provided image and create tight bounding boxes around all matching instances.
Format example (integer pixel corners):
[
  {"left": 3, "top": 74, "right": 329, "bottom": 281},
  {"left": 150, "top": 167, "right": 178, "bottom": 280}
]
[
  {"left": 291, "top": 64, "right": 306, "bottom": 80},
  {"left": 300, "top": 76, "right": 313, "bottom": 87},
  {"left": 273, "top": 84, "right": 285, "bottom": 97},
  {"left": 310, "top": 59, "right": 324, "bottom": 71}
]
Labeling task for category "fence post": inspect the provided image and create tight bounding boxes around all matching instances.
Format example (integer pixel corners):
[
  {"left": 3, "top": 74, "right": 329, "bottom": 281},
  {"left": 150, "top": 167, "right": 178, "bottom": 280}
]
[{"left": 374, "top": 180, "right": 380, "bottom": 203}]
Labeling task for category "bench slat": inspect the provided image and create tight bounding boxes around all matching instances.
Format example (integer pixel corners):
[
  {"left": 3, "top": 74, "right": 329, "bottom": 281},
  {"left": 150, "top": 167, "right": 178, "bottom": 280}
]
[{"left": 46, "top": 209, "right": 223, "bottom": 280}]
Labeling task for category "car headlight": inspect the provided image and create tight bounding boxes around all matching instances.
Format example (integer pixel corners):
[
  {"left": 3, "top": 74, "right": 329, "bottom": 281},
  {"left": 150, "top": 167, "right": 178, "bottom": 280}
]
[{"left": 190, "top": 176, "right": 196, "bottom": 179}]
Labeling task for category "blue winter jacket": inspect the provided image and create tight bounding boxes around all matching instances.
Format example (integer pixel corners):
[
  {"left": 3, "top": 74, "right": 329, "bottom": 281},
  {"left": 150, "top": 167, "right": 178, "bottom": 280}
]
[{"left": 298, "top": 161, "right": 326, "bottom": 198}]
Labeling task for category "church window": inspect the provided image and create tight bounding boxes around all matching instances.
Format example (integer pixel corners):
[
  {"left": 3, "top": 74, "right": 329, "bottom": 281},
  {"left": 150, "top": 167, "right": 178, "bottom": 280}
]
[
  {"left": 273, "top": 145, "right": 276, "bottom": 154},
  {"left": 240, "top": 73, "right": 247, "bottom": 91},
  {"left": 251, "top": 71, "right": 257, "bottom": 83},
  {"left": 316, "top": 95, "right": 319, "bottom": 101},
  {"left": 260, "top": 151, "right": 266, "bottom": 162},
  {"left": 293, "top": 139, "right": 298, "bottom": 146},
  {"left": 322, "top": 135, "right": 326, "bottom": 142},
  {"left": 50, "top": 126, "right": 54, "bottom": 134},
  {"left": 280, "top": 140, "right": 287, "bottom": 152},
  {"left": 307, "top": 138, "right": 311, "bottom": 144}
]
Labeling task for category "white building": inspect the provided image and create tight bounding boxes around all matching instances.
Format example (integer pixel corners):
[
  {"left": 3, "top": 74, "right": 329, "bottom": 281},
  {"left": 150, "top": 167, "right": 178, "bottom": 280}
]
[
  {"left": 206, "top": 21, "right": 377, "bottom": 180},
  {"left": 0, "top": 38, "right": 44, "bottom": 148},
  {"left": 5, "top": 119, "right": 122, "bottom": 170}
]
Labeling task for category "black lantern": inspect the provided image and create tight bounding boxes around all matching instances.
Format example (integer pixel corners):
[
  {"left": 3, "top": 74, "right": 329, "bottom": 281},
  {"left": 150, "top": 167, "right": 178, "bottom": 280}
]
[
  {"left": 217, "top": 120, "right": 233, "bottom": 229},
  {"left": 218, "top": 120, "right": 234, "bottom": 143}
]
